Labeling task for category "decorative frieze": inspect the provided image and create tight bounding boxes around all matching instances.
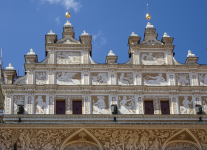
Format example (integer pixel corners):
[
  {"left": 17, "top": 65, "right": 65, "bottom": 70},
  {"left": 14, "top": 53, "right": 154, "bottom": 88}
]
[
  {"left": 57, "top": 51, "right": 81, "bottom": 64},
  {"left": 118, "top": 95, "right": 136, "bottom": 114},
  {"left": 92, "top": 95, "right": 109, "bottom": 114},
  {"left": 57, "top": 72, "right": 81, "bottom": 85}
]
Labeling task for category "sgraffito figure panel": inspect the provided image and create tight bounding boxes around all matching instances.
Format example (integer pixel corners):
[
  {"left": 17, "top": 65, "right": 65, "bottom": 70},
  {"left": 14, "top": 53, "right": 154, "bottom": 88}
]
[
  {"left": 117, "top": 73, "right": 133, "bottom": 85},
  {"left": 57, "top": 51, "right": 81, "bottom": 64},
  {"left": 92, "top": 95, "right": 109, "bottom": 114},
  {"left": 143, "top": 73, "right": 167, "bottom": 86},
  {"left": 140, "top": 52, "right": 165, "bottom": 65},
  {"left": 118, "top": 96, "right": 136, "bottom": 114},
  {"left": 91, "top": 72, "right": 108, "bottom": 85},
  {"left": 179, "top": 96, "right": 194, "bottom": 114},
  {"left": 35, "top": 95, "right": 46, "bottom": 114},
  {"left": 57, "top": 72, "right": 81, "bottom": 85}
]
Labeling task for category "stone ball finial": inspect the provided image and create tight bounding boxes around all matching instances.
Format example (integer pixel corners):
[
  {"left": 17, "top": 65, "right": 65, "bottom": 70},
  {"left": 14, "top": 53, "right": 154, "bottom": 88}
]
[
  {"left": 30, "top": 48, "right": 33, "bottom": 52},
  {"left": 9, "top": 63, "right": 12, "bottom": 67}
]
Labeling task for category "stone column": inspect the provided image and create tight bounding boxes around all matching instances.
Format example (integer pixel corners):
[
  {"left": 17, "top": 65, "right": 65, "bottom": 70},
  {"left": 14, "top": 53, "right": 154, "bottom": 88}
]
[
  {"left": 193, "top": 94, "right": 201, "bottom": 114},
  {"left": 82, "top": 50, "right": 89, "bottom": 64},
  {"left": 4, "top": 93, "right": 12, "bottom": 114},
  {"left": 67, "top": 96, "right": 72, "bottom": 114},
  {"left": 134, "top": 71, "right": 142, "bottom": 85},
  {"left": 154, "top": 96, "right": 160, "bottom": 114},
  {"left": 109, "top": 70, "right": 116, "bottom": 85},
  {"left": 48, "top": 94, "right": 54, "bottom": 114},
  {"left": 170, "top": 95, "right": 179, "bottom": 114},
  {"left": 83, "top": 70, "right": 89, "bottom": 85},
  {"left": 137, "top": 95, "right": 144, "bottom": 114},
  {"left": 48, "top": 70, "right": 55, "bottom": 84},
  {"left": 84, "top": 94, "right": 91, "bottom": 114}
]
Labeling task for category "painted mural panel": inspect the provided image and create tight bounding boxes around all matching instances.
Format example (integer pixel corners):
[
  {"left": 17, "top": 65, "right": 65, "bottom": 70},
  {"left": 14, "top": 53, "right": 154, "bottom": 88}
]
[
  {"left": 57, "top": 51, "right": 81, "bottom": 64},
  {"left": 13, "top": 95, "right": 25, "bottom": 114},
  {"left": 175, "top": 73, "right": 190, "bottom": 86},
  {"left": 36, "top": 72, "right": 47, "bottom": 85},
  {"left": 179, "top": 96, "right": 194, "bottom": 114},
  {"left": 199, "top": 74, "right": 207, "bottom": 86},
  {"left": 91, "top": 72, "right": 108, "bottom": 85},
  {"left": 117, "top": 73, "right": 133, "bottom": 85},
  {"left": 201, "top": 97, "right": 207, "bottom": 114},
  {"left": 56, "top": 72, "right": 81, "bottom": 85},
  {"left": 143, "top": 73, "right": 167, "bottom": 85},
  {"left": 92, "top": 95, "right": 109, "bottom": 114},
  {"left": 140, "top": 52, "right": 165, "bottom": 65},
  {"left": 118, "top": 96, "right": 136, "bottom": 114},
  {"left": 35, "top": 95, "right": 46, "bottom": 114}
]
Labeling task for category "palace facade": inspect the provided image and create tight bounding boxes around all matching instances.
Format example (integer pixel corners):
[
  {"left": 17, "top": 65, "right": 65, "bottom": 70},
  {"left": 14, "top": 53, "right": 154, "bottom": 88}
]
[{"left": 1, "top": 20, "right": 207, "bottom": 150}]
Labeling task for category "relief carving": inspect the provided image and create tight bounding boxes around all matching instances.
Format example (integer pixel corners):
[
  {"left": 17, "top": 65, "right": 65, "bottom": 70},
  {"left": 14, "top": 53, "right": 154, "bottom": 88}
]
[
  {"left": 179, "top": 96, "right": 194, "bottom": 114},
  {"left": 28, "top": 74, "right": 33, "bottom": 84},
  {"left": 91, "top": 72, "right": 108, "bottom": 85},
  {"left": 172, "top": 97, "right": 178, "bottom": 114},
  {"left": 92, "top": 95, "right": 109, "bottom": 114},
  {"left": 5, "top": 96, "right": 11, "bottom": 114},
  {"left": 143, "top": 73, "right": 167, "bottom": 85},
  {"left": 57, "top": 51, "right": 81, "bottom": 64},
  {"left": 84, "top": 53, "right": 88, "bottom": 64},
  {"left": 67, "top": 98, "right": 72, "bottom": 114},
  {"left": 199, "top": 74, "right": 207, "bottom": 86},
  {"left": 13, "top": 95, "right": 25, "bottom": 114},
  {"left": 89, "top": 129, "right": 179, "bottom": 150},
  {"left": 136, "top": 74, "right": 141, "bottom": 85},
  {"left": 49, "top": 74, "right": 54, "bottom": 84},
  {"left": 15, "top": 77, "right": 26, "bottom": 85},
  {"left": 138, "top": 97, "right": 143, "bottom": 114},
  {"left": 165, "top": 143, "right": 198, "bottom": 150},
  {"left": 118, "top": 96, "right": 135, "bottom": 114},
  {"left": 0, "top": 129, "right": 76, "bottom": 150},
  {"left": 191, "top": 129, "right": 207, "bottom": 149},
  {"left": 84, "top": 96, "right": 90, "bottom": 114},
  {"left": 176, "top": 73, "right": 190, "bottom": 86},
  {"left": 36, "top": 72, "right": 47, "bottom": 85},
  {"left": 57, "top": 72, "right": 81, "bottom": 85},
  {"left": 35, "top": 96, "right": 46, "bottom": 114},
  {"left": 117, "top": 73, "right": 133, "bottom": 85},
  {"left": 64, "top": 143, "right": 99, "bottom": 150},
  {"left": 141, "top": 52, "right": 165, "bottom": 65},
  {"left": 111, "top": 74, "right": 116, "bottom": 85}
]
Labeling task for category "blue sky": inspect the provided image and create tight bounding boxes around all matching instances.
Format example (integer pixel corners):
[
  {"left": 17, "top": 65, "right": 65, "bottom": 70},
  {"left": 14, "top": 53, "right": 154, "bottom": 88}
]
[{"left": 0, "top": 0, "right": 206, "bottom": 76}]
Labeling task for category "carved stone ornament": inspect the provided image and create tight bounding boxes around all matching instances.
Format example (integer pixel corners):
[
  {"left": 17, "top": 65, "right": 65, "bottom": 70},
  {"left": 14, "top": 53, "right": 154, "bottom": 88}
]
[
  {"left": 14, "top": 76, "right": 27, "bottom": 85},
  {"left": 13, "top": 95, "right": 25, "bottom": 114},
  {"left": 199, "top": 73, "right": 207, "bottom": 86}
]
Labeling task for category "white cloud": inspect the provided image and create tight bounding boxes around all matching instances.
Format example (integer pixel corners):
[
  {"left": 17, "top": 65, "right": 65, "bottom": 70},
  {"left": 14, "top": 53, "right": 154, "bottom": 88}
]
[
  {"left": 55, "top": 17, "right": 60, "bottom": 24},
  {"left": 92, "top": 30, "right": 107, "bottom": 49},
  {"left": 41, "top": 0, "right": 81, "bottom": 12}
]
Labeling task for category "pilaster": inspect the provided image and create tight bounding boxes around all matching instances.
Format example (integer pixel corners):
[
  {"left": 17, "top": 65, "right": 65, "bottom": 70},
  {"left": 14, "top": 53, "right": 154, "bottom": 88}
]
[
  {"left": 137, "top": 94, "right": 144, "bottom": 114},
  {"left": 83, "top": 70, "right": 89, "bottom": 85},
  {"left": 170, "top": 95, "right": 179, "bottom": 114},
  {"left": 84, "top": 93, "right": 91, "bottom": 114},
  {"left": 109, "top": 70, "right": 117, "bottom": 85}
]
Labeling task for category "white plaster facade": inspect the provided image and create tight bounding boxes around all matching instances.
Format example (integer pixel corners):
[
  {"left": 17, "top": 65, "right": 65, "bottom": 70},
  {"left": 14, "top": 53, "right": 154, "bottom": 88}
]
[{"left": 2, "top": 21, "right": 206, "bottom": 116}]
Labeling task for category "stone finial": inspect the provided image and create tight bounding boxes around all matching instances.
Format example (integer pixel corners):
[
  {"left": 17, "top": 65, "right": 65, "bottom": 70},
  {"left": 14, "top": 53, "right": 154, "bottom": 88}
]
[
  {"left": 163, "top": 32, "right": 170, "bottom": 37},
  {"left": 81, "top": 30, "right": 89, "bottom": 35},
  {"left": 48, "top": 30, "right": 55, "bottom": 35},
  {"left": 130, "top": 32, "right": 138, "bottom": 36},
  {"left": 187, "top": 50, "right": 195, "bottom": 57},
  {"left": 146, "top": 22, "right": 154, "bottom": 28},
  {"left": 108, "top": 50, "right": 115, "bottom": 56},
  {"left": 6, "top": 63, "right": 14, "bottom": 70},
  {"left": 27, "top": 48, "right": 35, "bottom": 55},
  {"left": 64, "top": 20, "right": 72, "bottom": 27}
]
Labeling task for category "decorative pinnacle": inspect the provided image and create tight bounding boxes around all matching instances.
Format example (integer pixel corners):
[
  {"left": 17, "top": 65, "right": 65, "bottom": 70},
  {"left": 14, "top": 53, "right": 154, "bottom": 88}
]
[
  {"left": 146, "top": 4, "right": 151, "bottom": 21},
  {"left": 66, "top": 2, "right": 70, "bottom": 19}
]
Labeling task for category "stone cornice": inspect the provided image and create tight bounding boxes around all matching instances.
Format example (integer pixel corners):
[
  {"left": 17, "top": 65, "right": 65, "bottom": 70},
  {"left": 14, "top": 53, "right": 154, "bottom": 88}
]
[
  {"left": 24, "top": 64, "right": 207, "bottom": 72},
  {"left": 2, "top": 114, "right": 207, "bottom": 125},
  {"left": 2, "top": 85, "right": 207, "bottom": 95}
]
